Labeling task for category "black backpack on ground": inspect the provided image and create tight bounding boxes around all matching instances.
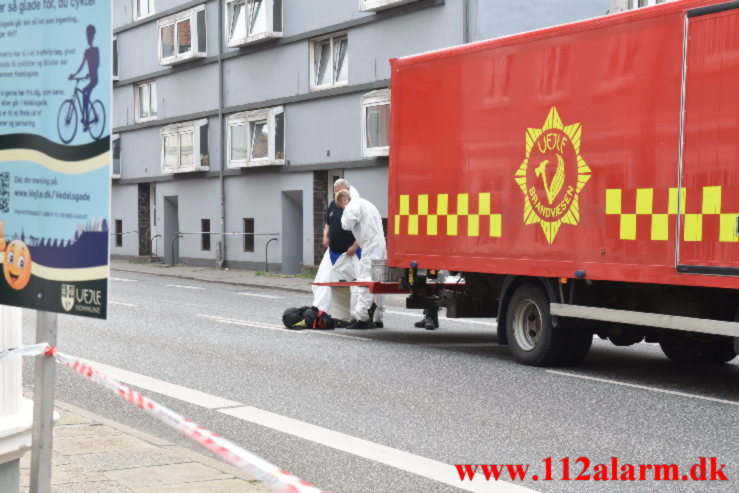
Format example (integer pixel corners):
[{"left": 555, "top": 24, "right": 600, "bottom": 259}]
[{"left": 282, "top": 306, "right": 335, "bottom": 330}]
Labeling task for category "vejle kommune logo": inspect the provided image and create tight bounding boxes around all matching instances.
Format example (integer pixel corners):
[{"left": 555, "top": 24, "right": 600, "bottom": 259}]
[
  {"left": 515, "top": 107, "right": 591, "bottom": 243},
  {"left": 61, "top": 283, "right": 102, "bottom": 315}
]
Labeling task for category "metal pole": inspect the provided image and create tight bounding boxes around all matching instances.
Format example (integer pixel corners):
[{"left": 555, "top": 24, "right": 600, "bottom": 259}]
[
  {"left": 170, "top": 233, "right": 182, "bottom": 266},
  {"left": 29, "top": 311, "right": 57, "bottom": 493},
  {"left": 265, "top": 237, "right": 278, "bottom": 272}
]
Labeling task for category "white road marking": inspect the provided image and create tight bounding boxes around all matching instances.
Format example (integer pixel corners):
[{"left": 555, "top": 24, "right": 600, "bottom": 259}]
[
  {"left": 238, "top": 292, "right": 283, "bottom": 299},
  {"left": 77, "top": 358, "right": 240, "bottom": 409},
  {"left": 547, "top": 370, "right": 739, "bottom": 406},
  {"left": 110, "top": 301, "right": 136, "bottom": 307},
  {"left": 167, "top": 284, "right": 205, "bottom": 290},
  {"left": 197, "top": 315, "right": 369, "bottom": 341},
  {"left": 198, "top": 314, "right": 303, "bottom": 334},
  {"left": 221, "top": 406, "right": 538, "bottom": 493},
  {"left": 385, "top": 310, "right": 497, "bottom": 327},
  {"left": 424, "top": 343, "right": 501, "bottom": 348},
  {"left": 110, "top": 277, "right": 138, "bottom": 282}
]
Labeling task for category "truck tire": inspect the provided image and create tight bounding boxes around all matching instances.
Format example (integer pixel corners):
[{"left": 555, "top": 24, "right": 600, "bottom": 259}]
[
  {"left": 560, "top": 328, "right": 593, "bottom": 366},
  {"left": 659, "top": 337, "right": 737, "bottom": 364},
  {"left": 505, "top": 283, "right": 567, "bottom": 366}
]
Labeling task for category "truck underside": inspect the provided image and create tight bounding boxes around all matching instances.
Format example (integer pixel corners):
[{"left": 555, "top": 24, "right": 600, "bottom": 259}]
[{"left": 404, "top": 271, "right": 739, "bottom": 367}]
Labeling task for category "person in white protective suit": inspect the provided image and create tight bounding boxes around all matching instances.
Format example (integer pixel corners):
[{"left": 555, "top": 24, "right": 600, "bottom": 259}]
[
  {"left": 337, "top": 189, "right": 386, "bottom": 329},
  {"left": 311, "top": 180, "right": 362, "bottom": 313}
]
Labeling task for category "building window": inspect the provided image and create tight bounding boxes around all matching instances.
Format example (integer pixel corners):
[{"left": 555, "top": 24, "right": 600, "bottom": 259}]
[
  {"left": 227, "top": 106, "right": 284, "bottom": 168},
  {"left": 135, "top": 0, "right": 155, "bottom": 20},
  {"left": 359, "top": 0, "right": 421, "bottom": 12},
  {"left": 135, "top": 81, "right": 157, "bottom": 122},
  {"left": 361, "top": 89, "right": 390, "bottom": 158},
  {"left": 158, "top": 5, "right": 206, "bottom": 65},
  {"left": 310, "top": 33, "right": 348, "bottom": 91},
  {"left": 226, "top": 0, "right": 283, "bottom": 47},
  {"left": 115, "top": 220, "right": 123, "bottom": 247},
  {"left": 113, "top": 36, "right": 118, "bottom": 81},
  {"left": 201, "top": 219, "right": 211, "bottom": 251},
  {"left": 243, "top": 218, "right": 254, "bottom": 252},
  {"left": 625, "top": 0, "right": 674, "bottom": 9},
  {"left": 161, "top": 119, "right": 210, "bottom": 173},
  {"left": 112, "top": 134, "right": 121, "bottom": 179}
]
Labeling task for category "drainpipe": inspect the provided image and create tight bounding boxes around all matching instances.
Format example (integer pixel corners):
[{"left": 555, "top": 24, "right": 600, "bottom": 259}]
[
  {"left": 217, "top": 0, "right": 226, "bottom": 268},
  {"left": 463, "top": 0, "right": 471, "bottom": 44}
]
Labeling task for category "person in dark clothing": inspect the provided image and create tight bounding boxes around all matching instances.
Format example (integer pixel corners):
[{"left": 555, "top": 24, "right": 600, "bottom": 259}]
[{"left": 311, "top": 179, "right": 361, "bottom": 311}]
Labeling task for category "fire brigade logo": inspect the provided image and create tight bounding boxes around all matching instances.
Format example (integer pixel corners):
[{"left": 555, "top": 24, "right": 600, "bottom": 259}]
[{"left": 514, "top": 107, "right": 591, "bottom": 243}]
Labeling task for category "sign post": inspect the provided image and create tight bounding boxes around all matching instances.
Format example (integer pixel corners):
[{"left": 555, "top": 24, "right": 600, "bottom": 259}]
[{"left": 0, "top": 1, "right": 111, "bottom": 491}]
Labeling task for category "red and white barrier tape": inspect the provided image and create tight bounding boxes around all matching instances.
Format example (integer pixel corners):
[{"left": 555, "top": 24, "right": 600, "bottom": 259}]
[{"left": 0, "top": 345, "right": 324, "bottom": 493}]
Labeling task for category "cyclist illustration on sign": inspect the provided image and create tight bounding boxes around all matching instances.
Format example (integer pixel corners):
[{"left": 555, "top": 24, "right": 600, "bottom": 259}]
[{"left": 58, "top": 24, "right": 106, "bottom": 143}]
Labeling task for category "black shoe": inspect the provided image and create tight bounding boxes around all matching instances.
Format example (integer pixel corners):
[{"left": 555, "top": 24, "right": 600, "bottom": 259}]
[
  {"left": 346, "top": 320, "right": 373, "bottom": 330},
  {"left": 414, "top": 318, "right": 426, "bottom": 328},
  {"left": 424, "top": 320, "right": 437, "bottom": 331},
  {"left": 374, "top": 322, "right": 384, "bottom": 329}
]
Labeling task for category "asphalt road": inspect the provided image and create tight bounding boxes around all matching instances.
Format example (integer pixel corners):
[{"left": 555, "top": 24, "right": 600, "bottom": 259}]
[{"left": 21, "top": 270, "right": 739, "bottom": 493}]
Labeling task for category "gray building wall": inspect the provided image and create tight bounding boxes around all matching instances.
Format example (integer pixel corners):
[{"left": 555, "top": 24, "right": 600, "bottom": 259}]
[{"left": 112, "top": 0, "right": 612, "bottom": 270}]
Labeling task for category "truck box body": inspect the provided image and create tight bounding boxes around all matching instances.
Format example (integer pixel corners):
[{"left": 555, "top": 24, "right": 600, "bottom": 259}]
[{"left": 388, "top": 0, "right": 739, "bottom": 290}]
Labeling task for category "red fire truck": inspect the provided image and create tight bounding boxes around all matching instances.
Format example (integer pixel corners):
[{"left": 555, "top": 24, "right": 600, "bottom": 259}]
[{"left": 386, "top": 0, "right": 739, "bottom": 366}]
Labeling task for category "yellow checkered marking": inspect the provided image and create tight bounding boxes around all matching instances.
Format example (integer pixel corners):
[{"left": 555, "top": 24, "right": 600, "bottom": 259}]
[
  {"left": 605, "top": 186, "right": 738, "bottom": 242},
  {"left": 395, "top": 193, "right": 502, "bottom": 237}
]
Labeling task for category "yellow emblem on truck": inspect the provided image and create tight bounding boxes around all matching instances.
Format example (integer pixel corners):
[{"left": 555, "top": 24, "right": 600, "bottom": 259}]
[{"left": 515, "top": 107, "right": 592, "bottom": 243}]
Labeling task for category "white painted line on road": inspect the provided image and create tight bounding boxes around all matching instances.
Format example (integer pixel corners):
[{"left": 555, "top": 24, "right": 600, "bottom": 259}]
[
  {"left": 238, "top": 292, "right": 284, "bottom": 300},
  {"left": 167, "top": 284, "right": 205, "bottom": 290},
  {"left": 197, "top": 315, "right": 306, "bottom": 334},
  {"left": 307, "top": 330, "right": 370, "bottom": 342},
  {"left": 385, "top": 310, "right": 497, "bottom": 327},
  {"left": 547, "top": 370, "right": 739, "bottom": 406},
  {"left": 77, "top": 358, "right": 241, "bottom": 409},
  {"left": 110, "top": 277, "right": 138, "bottom": 282},
  {"left": 424, "top": 343, "right": 501, "bottom": 348},
  {"left": 110, "top": 301, "right": 137, "bottom": 307},
  {"left": 221, "top": 406, "right": 538, "bottom": 493}
]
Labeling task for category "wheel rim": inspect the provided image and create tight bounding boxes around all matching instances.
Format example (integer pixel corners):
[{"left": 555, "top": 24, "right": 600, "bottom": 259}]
[
  {"left": 57, "top": 101, "right": 77, "bottom": 144},
  {"left": 512, "top": 298, "right": 542, "bottom": 352},
  {"left": 87, "top": 101, "right": 105, "bottom": 140}
]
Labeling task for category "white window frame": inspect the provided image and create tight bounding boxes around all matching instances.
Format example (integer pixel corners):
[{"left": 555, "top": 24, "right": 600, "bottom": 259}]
[
  {"left": 226, "top": 106, "right": 285, "bottom": 168},
  {"left": 160, "top": 119, "right": 209, "bottom": 174},
  {"left": 112, "top": 36, "right": 119, "bottom": 81},
  {"left": 361, "top": 89, "right": 390, "bottom": 158},
  {"left": 225, "top": 0, "right": 283, "bottom": 48},
  {"left": 112, "top": 133, "right": 121, "bottom": 179},
  {"left": 310, "top": 33, "right": 348, "bottom": 92},
  {"left": 158, "top": 5, "right": 207, "bottom": 66},
  {"left": 359, "top": 0, "right": 421, "bottom": 12},
  {"left": 135, "top": 0, "right": 155, "bottom": 20},
  {"left": 615, "top": 0, "right": 675, "bottom": 11},
  {"left": 134, "top": 80, "right": 157, "bottom": 123}
]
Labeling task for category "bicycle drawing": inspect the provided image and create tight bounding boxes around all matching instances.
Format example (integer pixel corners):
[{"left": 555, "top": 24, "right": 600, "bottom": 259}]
[
  {"left": 57, "top": 24, "right": 105, "bottom": 144},
  {"left": 57, "top": 76, "right": 106, "bottom": 144}
]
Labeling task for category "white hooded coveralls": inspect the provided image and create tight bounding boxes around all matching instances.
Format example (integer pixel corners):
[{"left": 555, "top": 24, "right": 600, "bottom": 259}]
[
  {"left": 340, "top": 196, "right": 386, "bottom": 322},
  {"left": 311, "top": 186, "right": 362, "bottom": 312}
]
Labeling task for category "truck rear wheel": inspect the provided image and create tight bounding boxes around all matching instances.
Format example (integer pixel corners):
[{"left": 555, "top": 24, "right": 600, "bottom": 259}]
[
  {"left": 505, "top": 283, "right": 567, "bottom": 366},
  {"left": 659, "top": 337, "right": 737, "bottom": 364}
]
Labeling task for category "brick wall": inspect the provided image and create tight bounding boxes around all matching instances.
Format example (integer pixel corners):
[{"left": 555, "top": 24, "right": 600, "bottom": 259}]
[
  {"left": 138, "top": 184, "right": 151, "bottom": 256},
  {"left": 313, "top": 171, "right": 328, "bottom": 265}
]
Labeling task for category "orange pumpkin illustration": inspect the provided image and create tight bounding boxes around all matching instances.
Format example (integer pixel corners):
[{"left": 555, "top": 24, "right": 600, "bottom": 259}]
[{"left": 4, "top": 240, "right": 32, "bottom": 290}]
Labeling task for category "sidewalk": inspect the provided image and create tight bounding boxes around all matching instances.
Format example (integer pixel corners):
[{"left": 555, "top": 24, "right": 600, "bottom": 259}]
[
  {"left": 111, "top": 259, "right": 313, "bottom": 294},
  {"left": 20, "top": 399, "right": 271, "bottom": 493}
]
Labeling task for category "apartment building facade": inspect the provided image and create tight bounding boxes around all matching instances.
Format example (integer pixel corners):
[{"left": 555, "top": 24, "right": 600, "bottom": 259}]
[{"left": 112, "top": 0, "right": 626, "bottom": 273}]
